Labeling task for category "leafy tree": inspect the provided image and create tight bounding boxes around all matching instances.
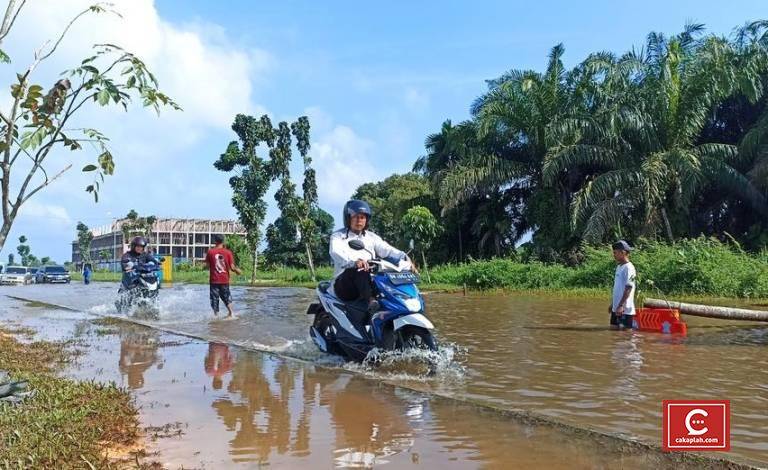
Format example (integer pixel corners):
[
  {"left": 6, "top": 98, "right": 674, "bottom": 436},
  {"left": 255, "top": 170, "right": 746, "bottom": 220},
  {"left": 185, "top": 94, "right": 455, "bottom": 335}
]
[
  {"left": 16, "top": 235, "right": 29, "bottom": 265},
  {"left": 215, "top": 114, "right": 273, "bottom": 283},
  {"left": 352, "top": 173, "right": 433, "bottom": 244},
  {"left": 428, "top": 44, "right": 583, "bottom": 257},
  {"left": 7, "top": 253, "right": 13, "bottom": 265},
  {"left": 40, "top": 256, "right": 51, "bottom": 265},
  {"left": 120, "top": 210, "right": 156, "bottom": 242},
  {"left": 545, "top": 23, "right": 768, "bottom": 242},
  {"left": 98, "top": 249, "right": 110, "bottom": 263},
  {"left": 0, "top": 3, "right": 178, "bottom": 253},
  {"left": 264, "top": 207, "right": 333, "bottom": 267},
  {"left": 401, "top": 206, "right": 441, "bottom": 282},
  {"left": 224, "top": 234, "right": 252, "bottom": 273},
  {"left": 76, "top": 221, "right": 93, "bottom": 263},
  {"left": 290, "top": 116, "right": 322, "bottom": 280}
]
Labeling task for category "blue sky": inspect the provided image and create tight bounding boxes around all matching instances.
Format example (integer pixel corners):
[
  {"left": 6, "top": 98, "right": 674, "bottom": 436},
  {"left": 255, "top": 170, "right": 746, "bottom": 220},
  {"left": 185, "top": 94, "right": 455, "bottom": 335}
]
[{"left": 2, "top": 0, "right": 766, "bottom": 263}]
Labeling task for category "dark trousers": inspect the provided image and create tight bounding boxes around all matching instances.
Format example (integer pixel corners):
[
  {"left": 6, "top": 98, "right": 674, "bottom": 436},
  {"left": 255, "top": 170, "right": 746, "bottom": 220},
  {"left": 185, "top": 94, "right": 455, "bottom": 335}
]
[
  {"left": 334, "top": 268, "right": 373, "bottom": 302},
  {"left": 210, "top": 284, "right": 232, "bottom": 312}
]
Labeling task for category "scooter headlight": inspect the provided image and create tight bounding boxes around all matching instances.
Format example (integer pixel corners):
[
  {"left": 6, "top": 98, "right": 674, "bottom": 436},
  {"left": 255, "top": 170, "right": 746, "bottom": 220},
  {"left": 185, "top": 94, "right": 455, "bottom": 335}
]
[
  {"left": 380, "top": 283, "right": 421, "bottom": 312},
  {"left": 403, "top": 298, "right": 422, "bottom": 312}
]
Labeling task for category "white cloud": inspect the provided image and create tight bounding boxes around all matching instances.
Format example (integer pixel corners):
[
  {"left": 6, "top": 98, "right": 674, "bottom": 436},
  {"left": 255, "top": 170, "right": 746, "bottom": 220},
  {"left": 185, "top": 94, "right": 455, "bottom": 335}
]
[
  {"left": 0, "top": 0, "right": 271, "bottom": 260},
  {"left": 9, "top": 1, "right": 268, "bottom": 128},
  {"left": 311, "top": 125, "right": 376, "bottom": 207},
  {"left": 2, "top": 0, "right": 269, "bottom": 164},
  {"left": 17, "top": 200, "right": 72, "bottom": 228}
]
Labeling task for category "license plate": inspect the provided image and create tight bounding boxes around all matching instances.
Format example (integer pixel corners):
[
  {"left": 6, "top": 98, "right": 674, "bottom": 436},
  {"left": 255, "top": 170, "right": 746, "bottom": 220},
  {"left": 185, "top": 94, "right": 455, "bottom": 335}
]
[{"left": 386, "top": 272, "right": 420, "bottom": 285}]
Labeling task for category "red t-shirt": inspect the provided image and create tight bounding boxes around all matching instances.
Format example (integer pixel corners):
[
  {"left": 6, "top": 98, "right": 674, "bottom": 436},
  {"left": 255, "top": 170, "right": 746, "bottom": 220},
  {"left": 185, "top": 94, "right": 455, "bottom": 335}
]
[{"left": 206, "top": 247, "right": 234, "bottom": 284}]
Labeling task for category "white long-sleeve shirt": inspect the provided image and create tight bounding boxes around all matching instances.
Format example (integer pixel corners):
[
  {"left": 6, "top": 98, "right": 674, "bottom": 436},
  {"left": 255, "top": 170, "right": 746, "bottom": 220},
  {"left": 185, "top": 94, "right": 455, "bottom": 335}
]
[{"left": 329, "top": 228, "right": 405, "bottom": 277}]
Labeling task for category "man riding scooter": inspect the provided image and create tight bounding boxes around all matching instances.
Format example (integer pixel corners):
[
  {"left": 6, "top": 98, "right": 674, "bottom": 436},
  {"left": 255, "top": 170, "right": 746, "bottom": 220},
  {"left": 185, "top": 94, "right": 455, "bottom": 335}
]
[
  {"left": 121, "top": 236, "right": 157, "bottom": 288},
  {"left": 116, "top": 236, "right": 163, "bottom": 315},
  {"left": 309, "top": 199, "right": 436, "bottom": 362},
  {"left": 329, "top": 200, "right": 414, "bottom": 329}
]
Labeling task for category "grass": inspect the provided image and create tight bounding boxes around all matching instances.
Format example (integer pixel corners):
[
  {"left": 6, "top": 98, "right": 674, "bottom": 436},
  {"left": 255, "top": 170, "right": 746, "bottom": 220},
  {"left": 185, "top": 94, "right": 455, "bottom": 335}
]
[
  {"left": 0, "top": 327, "right": 153, "bottom": 469},
  {"left": 71, "top": 238, "right": 768, "bottom": 300}
]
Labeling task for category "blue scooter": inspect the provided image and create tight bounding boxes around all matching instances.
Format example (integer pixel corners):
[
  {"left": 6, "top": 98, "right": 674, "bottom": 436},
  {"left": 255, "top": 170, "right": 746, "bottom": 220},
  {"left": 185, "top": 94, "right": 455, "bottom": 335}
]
[{"left": 308, "top": 239, "right": 437, "bottom": 362}]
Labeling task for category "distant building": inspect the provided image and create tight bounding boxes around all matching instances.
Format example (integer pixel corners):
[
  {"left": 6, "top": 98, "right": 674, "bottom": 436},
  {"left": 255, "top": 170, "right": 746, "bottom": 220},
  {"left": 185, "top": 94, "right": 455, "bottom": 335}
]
[{"left": 72, "top": 218, "right": 246, "bottom": 270}]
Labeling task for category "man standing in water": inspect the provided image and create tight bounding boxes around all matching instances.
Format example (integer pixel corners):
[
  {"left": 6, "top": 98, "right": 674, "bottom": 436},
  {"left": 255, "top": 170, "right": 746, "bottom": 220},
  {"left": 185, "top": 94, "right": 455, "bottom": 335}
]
[
  {"left": 610, "top": 240, "right": 637, "bottom": 330},
  {"left": 205, "top": 234, "right": 242, "bottom": 318}
]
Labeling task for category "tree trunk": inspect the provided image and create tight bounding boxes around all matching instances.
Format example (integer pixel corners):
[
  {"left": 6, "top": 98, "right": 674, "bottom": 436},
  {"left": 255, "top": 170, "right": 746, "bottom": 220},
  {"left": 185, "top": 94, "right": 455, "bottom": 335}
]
[
  {"left": 645, "top": 298, "right": 768, "bottom": 322},
  {"left": 251, "top": 248, "right": 258, "bottom": 285},
  {"left": 305, "top": 241, "right": 316, "bottom": 282},
  {"left": 421, "top": 251, "right": 431, "bottom": 283},
  {"left": 660, "top": 208, "right": 674, "bottom": 243},
  {"left": 457, "top": 226, "right": 463, "bottom": 262},
  {"left": 0, "top": 220, "right": 9, "bottom": 254}
]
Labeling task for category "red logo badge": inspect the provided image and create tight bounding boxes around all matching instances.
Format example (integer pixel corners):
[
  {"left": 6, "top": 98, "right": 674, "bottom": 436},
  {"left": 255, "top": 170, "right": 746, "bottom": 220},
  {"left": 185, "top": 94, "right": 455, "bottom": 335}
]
[{"left": 662, "top": 400, "right": 730, "bottom": 451}]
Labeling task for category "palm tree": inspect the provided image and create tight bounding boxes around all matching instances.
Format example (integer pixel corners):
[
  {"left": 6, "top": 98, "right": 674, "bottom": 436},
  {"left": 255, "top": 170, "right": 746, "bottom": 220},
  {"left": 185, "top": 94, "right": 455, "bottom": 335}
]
[
  {"left": 435, "top": 44, "right": 588, "bottom": 254},
  {"left": 544, "top": 24, "right": 768, "bottom": 242}
]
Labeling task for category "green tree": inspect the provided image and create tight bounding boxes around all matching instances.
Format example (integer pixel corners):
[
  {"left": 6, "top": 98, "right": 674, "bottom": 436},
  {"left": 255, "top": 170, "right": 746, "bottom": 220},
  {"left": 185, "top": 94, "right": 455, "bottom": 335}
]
[
  {"left": 435, "top": 45, "right": 584, "bottom": 257},
  {"left": 98, "top": 249, "right": 110, "bottom": 263},
  {"left": 267, "top": 116, "right": 323, "bottom": 280},
  {"left": 401, "top": 206, "right": 440, "bottom": 282},
  {"left": 223, "top": 234, "right": 252, "bottom": 273},
  {"left": 352, "top": 173, "right": 433, "bottom": 244},
  {"left": 16, "top": 235, "right": 29, "bottom": 265},
  {"left": 7, "top": 253, "right": 14, "bottom": 265},
  {"left": 40, "top": 256, "right": 51, "bottom": 265},
  {"left": 120, "top": 210, "right": 156, "bottom": 242},
  {"left": 0, "top": 3, "right": 178, "bottom": 253},
  {"left": 215, "top": 114, "right": 273, "bottom": 283},
  {"left": 290, "top": 116, "right": 321, "bottom": 280},
  {"left": 545, "top": 24, "right": 768, "bottom": 242},
  {"left": 264, "top": 207, "right": 333, "bottom": 267},
  {"left": 76, "top": 221, "right": 93, "bottom": 263}
]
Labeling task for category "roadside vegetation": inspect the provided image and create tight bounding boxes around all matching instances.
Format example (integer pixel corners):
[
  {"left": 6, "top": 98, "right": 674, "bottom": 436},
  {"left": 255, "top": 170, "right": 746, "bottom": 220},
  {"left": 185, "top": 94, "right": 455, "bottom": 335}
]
[
  {"left": 73, "top": 238, "right": 767, "bottom": 299},
  {"left": 0, "top": 326, "right": 151, "bottom": 469}
]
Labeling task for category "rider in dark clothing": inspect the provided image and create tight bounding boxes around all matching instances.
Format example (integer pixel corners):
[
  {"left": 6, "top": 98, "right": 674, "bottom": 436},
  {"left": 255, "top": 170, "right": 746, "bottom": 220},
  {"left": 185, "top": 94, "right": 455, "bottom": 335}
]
[{"left": 121, "top": 236, "right": 157, "bottom": 288}]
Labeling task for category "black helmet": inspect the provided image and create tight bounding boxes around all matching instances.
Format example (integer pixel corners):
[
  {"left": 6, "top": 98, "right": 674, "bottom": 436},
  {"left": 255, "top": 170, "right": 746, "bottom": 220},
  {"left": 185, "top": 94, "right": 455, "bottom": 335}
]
[
  {"left": 343, "top": 199, "right": 372, "bottom": 230},
  {"left": 130, "top": 236, "right": 148, "bottom": 249}
]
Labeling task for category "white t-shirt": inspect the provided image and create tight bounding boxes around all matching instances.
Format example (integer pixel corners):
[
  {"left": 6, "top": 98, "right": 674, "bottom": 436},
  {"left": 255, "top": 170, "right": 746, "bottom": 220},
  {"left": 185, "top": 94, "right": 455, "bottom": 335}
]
[{"left": 612, "top": 261, "right": 637, "bottom": 315}]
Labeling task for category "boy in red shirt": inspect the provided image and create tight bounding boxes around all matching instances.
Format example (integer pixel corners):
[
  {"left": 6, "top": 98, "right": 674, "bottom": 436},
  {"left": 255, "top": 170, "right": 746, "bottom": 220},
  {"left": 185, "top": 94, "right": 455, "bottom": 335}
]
[{"left": 205, "top": 234, "right": 242, "bottom": 318}]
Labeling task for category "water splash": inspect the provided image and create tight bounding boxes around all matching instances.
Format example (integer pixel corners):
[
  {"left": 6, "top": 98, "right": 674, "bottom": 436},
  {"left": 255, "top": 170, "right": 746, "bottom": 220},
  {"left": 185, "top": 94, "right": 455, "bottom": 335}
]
[{"left": 343, "top": 342, "right": 468, "bottom": 383}]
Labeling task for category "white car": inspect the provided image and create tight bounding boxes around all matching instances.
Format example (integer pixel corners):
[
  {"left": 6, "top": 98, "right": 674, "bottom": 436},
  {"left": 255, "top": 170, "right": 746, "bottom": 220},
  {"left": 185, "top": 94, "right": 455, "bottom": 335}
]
[{"left": 1, "top": 266, "right": 34, "bottom": 285}]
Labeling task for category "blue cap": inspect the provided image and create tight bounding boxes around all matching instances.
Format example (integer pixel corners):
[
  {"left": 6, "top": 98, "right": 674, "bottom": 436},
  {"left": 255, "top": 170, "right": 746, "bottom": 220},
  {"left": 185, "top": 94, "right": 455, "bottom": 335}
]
[{"left": 612, "top": 240, "right": 633, "bottom": 252}]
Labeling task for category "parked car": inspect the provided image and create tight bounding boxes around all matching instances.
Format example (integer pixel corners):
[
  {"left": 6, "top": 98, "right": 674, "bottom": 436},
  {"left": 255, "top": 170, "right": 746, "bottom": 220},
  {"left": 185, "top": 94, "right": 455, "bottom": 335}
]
[
  {"left": 1, "top": 266, "right": 34, "bottom": 285},
  {"left": 35, "top": 265, "right": 71, "bottom": 284}
]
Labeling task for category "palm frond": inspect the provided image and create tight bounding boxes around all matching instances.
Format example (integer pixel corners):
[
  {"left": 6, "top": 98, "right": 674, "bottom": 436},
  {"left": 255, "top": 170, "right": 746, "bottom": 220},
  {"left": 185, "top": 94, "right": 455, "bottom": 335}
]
[{"left": 543, "top": 144, "right": 620, "bottom": 184}]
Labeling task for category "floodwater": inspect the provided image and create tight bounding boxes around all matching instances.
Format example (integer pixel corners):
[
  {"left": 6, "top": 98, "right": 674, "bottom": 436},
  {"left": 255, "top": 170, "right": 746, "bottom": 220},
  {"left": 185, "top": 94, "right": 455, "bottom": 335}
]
[{"left": 1, "top": 283, "right": 766, "bottom": 468}]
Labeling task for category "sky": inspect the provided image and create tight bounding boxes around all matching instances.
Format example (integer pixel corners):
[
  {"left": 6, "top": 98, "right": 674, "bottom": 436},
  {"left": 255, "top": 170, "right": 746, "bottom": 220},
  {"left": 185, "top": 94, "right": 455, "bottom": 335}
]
[{"left": 1, "top": 0, "right": 766, "bottom": 263}]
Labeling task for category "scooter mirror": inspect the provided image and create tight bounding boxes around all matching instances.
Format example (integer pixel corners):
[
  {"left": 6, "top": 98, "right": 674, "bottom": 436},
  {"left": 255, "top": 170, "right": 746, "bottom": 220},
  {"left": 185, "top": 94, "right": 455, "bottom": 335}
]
[{"left": 348, "top": 239, "right": 366, "bottom": 251}]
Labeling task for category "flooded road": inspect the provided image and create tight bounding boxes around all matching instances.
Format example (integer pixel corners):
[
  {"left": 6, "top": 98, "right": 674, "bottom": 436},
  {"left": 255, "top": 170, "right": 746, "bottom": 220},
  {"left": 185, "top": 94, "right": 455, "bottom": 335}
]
[{"left": 1, "top": 283, "right": 766, "bottom": 467}]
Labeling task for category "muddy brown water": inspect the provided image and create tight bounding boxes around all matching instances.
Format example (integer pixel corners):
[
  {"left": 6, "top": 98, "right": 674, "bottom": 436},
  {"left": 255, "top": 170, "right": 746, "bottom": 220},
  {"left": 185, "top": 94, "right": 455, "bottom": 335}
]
[{"left": 1, "top": 283, "right": 766, "bottom": 468}]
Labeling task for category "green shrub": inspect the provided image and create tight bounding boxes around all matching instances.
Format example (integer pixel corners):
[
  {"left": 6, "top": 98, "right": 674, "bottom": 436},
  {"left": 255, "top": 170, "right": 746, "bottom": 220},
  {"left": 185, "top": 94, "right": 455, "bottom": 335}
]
[{"left": 431, "top": 237, "right": 768, "bottom": 298}]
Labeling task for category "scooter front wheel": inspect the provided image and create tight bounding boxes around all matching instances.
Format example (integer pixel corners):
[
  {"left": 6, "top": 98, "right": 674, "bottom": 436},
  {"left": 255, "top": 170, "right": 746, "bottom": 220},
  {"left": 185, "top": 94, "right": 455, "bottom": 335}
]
[{"left": 395, "top": 326, "right": 437, "bottom": 352}]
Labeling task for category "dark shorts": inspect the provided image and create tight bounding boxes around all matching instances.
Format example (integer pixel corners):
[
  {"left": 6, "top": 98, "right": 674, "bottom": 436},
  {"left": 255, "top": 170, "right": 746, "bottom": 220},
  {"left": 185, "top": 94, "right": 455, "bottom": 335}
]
[
  {"left": 610, "top": 312, "right": 635, "bottom": 329},
  {"left": 210, "top": 284, "right": 232, "bottom": 312}
]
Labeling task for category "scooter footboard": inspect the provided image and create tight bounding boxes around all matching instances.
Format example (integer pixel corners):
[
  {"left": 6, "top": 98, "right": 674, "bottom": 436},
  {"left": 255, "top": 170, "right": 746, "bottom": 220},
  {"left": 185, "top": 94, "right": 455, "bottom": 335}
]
[{"left": 393, "top": 313, "right": 434, "bottom": 331}]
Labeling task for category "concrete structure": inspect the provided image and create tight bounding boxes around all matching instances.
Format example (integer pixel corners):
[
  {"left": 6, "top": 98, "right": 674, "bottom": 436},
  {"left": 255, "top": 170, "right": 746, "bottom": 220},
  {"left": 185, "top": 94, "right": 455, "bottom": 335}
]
[{"left": 72, "top": 218, "right": 246, "bottom": 269}]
